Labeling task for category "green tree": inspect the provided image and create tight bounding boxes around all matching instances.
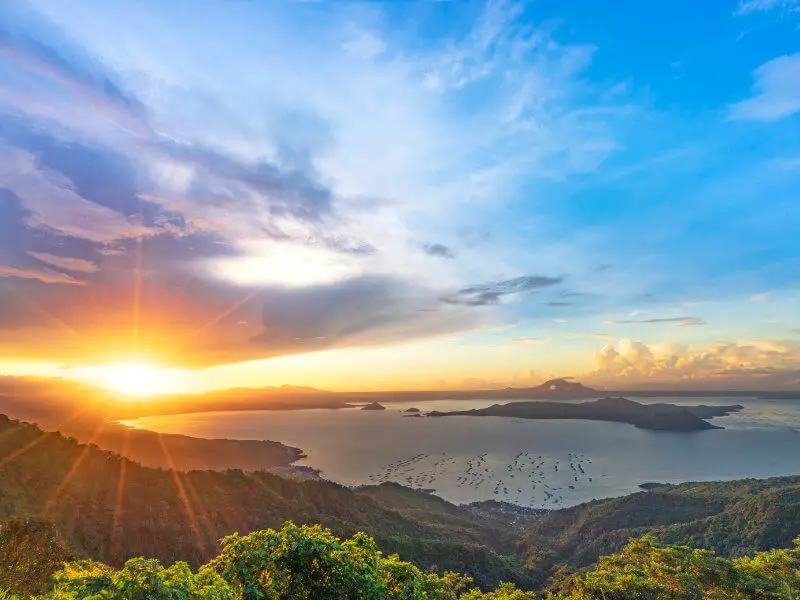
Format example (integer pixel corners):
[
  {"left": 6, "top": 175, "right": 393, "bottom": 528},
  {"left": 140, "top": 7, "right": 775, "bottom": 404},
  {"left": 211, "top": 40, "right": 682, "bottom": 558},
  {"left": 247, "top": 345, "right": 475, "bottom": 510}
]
[
  {"left": 551, "top": 535, "right": 800, "bottom": 599},
  {"left": 210, "top": 521, "right": 440, "bottom": 599},
  {"left": 45, "top": 522, "right": 534, "bottom": 599},
  {"left": 49, "top": 558, "right": 235, "bottom": 599},
  {"left": 460, "top": 582, "right": 536, "bottom": 599},
  {"left": 0, "top": 519, "right": 74, "bottom": 596}
]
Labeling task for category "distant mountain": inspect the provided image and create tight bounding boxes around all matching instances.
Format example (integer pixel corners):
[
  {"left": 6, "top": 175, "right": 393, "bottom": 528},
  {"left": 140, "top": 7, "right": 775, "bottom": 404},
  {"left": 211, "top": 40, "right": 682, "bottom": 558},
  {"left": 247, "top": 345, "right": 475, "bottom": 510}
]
[
  {"left": 506, "top": 378, "right": 598, "bottom": 398},
  {"left": 429, "top": 396, "right": 743, "bottom": 431}
]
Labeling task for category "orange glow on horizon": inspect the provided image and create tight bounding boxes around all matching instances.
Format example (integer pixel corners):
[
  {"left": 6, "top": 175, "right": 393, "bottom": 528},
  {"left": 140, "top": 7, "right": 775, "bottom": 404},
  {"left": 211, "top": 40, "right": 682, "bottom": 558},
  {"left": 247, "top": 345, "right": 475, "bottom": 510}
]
[{"left": 80, "top": 362, "right": 185, "bottom": 398}]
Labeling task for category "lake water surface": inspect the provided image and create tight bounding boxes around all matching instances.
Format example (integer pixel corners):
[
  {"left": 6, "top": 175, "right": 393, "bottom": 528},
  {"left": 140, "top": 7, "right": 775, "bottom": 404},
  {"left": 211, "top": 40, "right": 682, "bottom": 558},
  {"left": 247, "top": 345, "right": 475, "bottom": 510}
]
[{"left": 123, "top": 396, "right": 800, "bottom": 508}]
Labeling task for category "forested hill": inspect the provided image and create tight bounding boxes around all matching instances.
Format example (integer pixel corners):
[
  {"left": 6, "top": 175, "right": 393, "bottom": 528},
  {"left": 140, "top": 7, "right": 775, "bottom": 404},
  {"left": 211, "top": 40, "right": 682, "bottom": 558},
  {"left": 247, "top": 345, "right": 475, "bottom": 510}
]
[
  {"left": 519, "top": 476, "right": 800, "bottom": 578},
  {"left": 0, "top": 415, "right": 531, "bottom": 590},
  {"left": 3, "top": 412, "right": 800, "bottom": 596}
]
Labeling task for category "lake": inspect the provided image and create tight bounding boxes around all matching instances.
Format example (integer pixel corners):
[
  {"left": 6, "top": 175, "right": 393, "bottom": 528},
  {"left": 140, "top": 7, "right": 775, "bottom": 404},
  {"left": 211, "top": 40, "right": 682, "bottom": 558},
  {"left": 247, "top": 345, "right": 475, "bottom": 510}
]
[{"left": 123, "top": 396, "right": 800, "bottom": 508}]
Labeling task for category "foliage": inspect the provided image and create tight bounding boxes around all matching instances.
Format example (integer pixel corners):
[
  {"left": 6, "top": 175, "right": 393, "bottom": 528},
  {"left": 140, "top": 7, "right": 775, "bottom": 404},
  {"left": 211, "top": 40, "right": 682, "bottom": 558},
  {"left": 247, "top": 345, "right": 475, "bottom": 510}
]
[
  {"left": 0, "top": 519, "right": 74, "bottom": 596},
  {"left": 460, "top": 582, "right": 536, "bottom": 599},
  {"left": 519, "top": 477, "right": 800, "bottom": 578},
  {"left": 42, "top": 528, "right": 800, "bottom": 598},
  {"left": 48, "top": 558, "right": 235, "bottom": 599},
  {"left": 47, "top": 522, "right": 532, "bottom": 600},
  {"left": 550, "top": 535, "right": 800, "bottom": 599}
]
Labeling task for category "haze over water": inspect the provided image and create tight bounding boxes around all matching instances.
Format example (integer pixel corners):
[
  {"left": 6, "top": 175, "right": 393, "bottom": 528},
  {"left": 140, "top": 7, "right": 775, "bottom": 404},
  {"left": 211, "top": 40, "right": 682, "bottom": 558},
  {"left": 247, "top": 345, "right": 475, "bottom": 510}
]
[{"left": 124, "top": 396, "right": 800, "bottom": 508}]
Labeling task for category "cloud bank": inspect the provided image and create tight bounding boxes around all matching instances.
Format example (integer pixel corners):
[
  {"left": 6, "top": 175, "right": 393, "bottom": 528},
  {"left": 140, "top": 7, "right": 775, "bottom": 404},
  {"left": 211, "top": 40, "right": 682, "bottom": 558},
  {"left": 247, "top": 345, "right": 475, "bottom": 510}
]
[{"left": 591, "top": 339, "right": 800, "bottom": 388}]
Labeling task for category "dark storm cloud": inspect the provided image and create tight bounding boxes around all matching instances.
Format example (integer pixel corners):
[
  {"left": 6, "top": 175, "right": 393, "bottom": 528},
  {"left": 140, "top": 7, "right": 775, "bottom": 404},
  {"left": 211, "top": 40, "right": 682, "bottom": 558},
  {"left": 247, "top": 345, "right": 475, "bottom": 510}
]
[
  {"left": 441, "top": 275, "right": 563, "bottom": 306},
  {"left": 423, "top": 243, "right": 456, "bottom": 259}
]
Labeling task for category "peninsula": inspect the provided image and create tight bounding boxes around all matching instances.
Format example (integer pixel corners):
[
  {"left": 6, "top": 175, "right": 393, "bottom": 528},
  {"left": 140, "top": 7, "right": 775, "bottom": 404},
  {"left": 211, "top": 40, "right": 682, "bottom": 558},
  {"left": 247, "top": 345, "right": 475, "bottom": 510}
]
[
  {"left": 361, "top": 401, "right": 387, "bottom": 411},
  {"left": 428, "top": 396, "right": 744, "bottom": 432}
]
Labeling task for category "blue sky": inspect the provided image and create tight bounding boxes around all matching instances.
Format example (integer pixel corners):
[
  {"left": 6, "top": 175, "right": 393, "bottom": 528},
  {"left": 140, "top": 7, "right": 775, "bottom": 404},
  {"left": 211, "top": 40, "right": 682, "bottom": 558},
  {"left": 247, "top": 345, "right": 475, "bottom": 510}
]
[{"left": 0, "top": 0, "right": 798, "bottom": 391}]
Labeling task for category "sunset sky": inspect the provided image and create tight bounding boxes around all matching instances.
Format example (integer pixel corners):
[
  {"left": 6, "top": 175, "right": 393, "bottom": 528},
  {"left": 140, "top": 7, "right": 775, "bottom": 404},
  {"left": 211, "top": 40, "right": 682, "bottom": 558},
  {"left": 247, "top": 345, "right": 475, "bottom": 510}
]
[{"left": 0, "top": 0, "right": 799, "bottom": 393}]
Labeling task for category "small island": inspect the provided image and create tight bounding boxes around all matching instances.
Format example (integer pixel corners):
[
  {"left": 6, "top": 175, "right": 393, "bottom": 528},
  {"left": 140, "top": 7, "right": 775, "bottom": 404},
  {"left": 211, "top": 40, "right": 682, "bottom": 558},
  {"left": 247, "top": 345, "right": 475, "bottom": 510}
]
[
  {"left": 428, "top": 396, "right": 744, "bottom": 432},
  {"left": 639, "top": 482, "right": 670, "bottom": 490},
  {"left": 361, "top": 401, "right": 387, "bottom": 411},
  {"left": 403, "top": 407, "right": 421, "bottom": 413}
]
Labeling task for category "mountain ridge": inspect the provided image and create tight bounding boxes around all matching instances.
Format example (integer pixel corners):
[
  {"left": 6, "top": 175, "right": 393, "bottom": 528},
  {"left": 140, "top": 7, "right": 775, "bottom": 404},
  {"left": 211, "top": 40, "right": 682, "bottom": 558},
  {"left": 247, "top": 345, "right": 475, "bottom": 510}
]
[{"left": 428, "top": 396, "right": 743, "bottom": 431}]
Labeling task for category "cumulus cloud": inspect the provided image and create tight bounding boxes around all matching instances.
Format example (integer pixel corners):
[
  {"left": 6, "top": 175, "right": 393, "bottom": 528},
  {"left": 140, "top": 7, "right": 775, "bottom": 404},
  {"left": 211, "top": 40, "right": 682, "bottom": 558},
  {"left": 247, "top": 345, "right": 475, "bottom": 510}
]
[
  {"left": 591, "top": 338, "right": 800, "bottom": 386},
  {"left": 730, "top": 53, "right": 800, "bottom": 122}
]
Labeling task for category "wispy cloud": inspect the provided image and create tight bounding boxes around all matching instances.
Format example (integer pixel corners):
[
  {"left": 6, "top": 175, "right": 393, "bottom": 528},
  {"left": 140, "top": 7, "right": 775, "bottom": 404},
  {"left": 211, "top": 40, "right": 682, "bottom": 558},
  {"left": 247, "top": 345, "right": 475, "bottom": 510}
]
[
  {"left": 441, "top": 275, "right": 563, "bottom": 306},
  {"left": 28, "top": 252, "right": 98, "bottom": 273},
  {"left": 0, "top": 148, "right": 157, "bottom": 244},
  {"left": 510, "top": 337, "right": 546, "bottom": 343},
  {"left": 730, "top": 53, "right": 800, "bottom": 122},
  {"left": 0, "top": 0, "right": 795, "bottom": 382},
  {"left": 576, "top": 332, "right": 618, "bottom": 340},
  {"left": 0, "top": 264, "right": 83, "bottom": 285},
  {"left": 735, "top": 0, "right": 799, "bottom": 15},
  {"left": 0, "top": 21, "right": 148, "bottom": 133},
  {"left": 607, "top": 317, "right": 706, "bottom": 327}
]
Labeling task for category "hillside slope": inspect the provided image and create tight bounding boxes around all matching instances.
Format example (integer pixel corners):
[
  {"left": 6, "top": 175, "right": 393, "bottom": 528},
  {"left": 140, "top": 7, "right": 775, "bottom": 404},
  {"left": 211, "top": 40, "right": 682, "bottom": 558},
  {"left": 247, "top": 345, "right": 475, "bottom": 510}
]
[
  {"left": 0, "top": 415, "right": 531, "bottom": 589},
  {"left": 518, "top": 477, "right": 800, "bottom": 578}
]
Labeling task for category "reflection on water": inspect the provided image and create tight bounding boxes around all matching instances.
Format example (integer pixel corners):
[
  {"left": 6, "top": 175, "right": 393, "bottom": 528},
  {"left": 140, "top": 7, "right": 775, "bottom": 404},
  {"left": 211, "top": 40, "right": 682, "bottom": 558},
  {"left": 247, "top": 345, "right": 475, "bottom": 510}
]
[{"left": 124, "top": 396, "right": 800, "bottom": 508}]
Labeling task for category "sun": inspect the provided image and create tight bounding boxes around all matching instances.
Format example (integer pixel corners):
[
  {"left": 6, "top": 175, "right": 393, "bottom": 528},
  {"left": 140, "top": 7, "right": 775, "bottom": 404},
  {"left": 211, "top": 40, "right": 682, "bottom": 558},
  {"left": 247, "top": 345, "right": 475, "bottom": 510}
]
[{"left": 95, "top": 362, "right": 180, "bottom": 398}]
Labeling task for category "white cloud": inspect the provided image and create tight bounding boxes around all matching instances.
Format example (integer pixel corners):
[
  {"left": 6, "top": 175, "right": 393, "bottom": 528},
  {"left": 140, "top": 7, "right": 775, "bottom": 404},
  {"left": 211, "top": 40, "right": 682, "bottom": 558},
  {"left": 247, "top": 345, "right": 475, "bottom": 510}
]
[
  {"left": 591, "top": 338, "right": 800, "bottom": 383},
  {"left": 730, "top": 53, "right": 800, "bottom": 122},
  {"left": 23, "top": 0, "right": 627, "bottom": 296},
  {"left": 735, "top": 0, "right": 799, "bottom": 15}
]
